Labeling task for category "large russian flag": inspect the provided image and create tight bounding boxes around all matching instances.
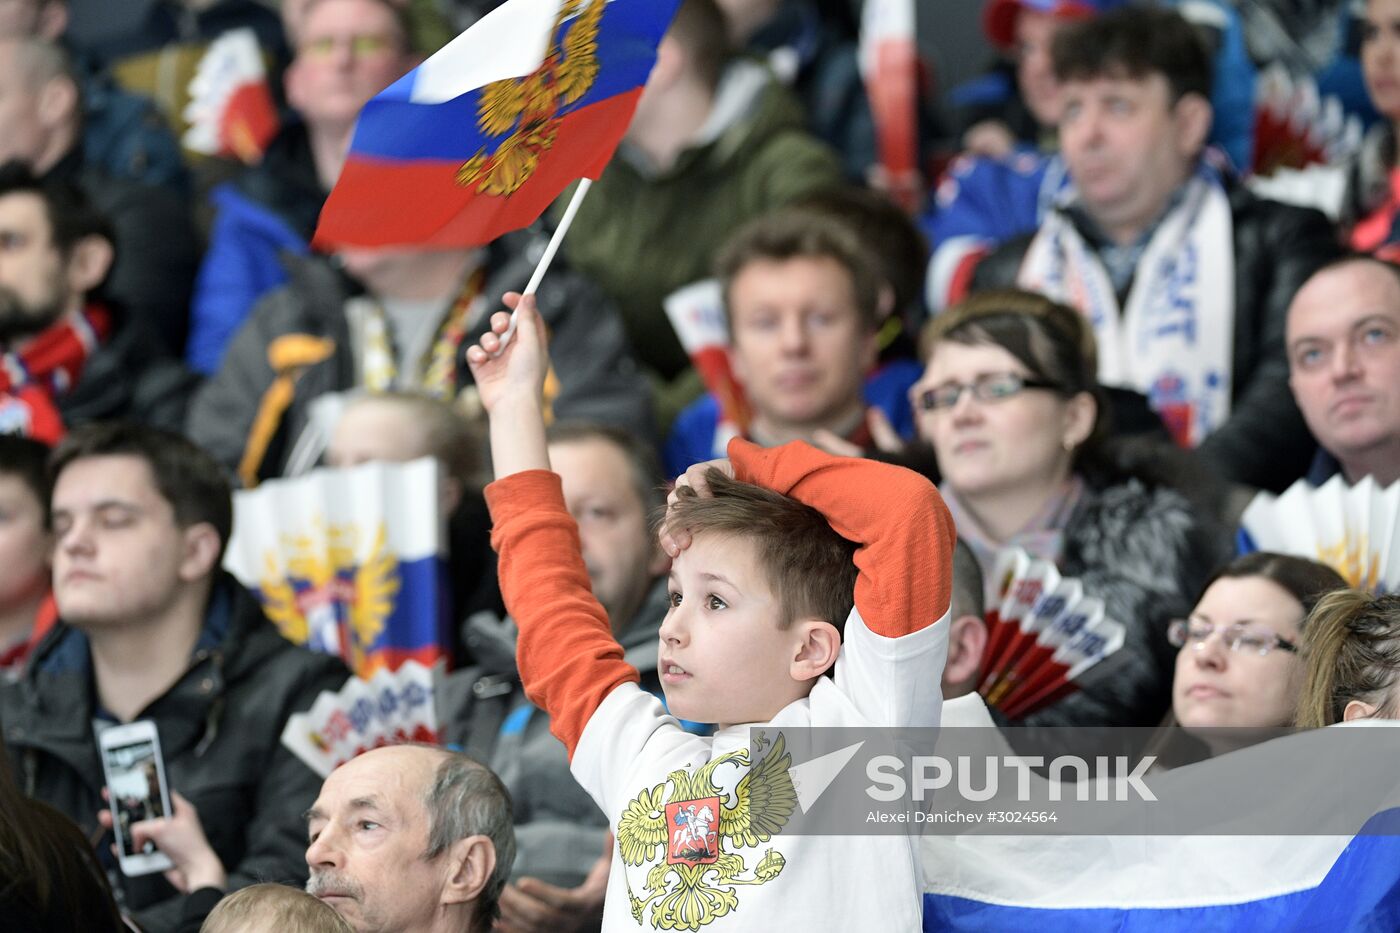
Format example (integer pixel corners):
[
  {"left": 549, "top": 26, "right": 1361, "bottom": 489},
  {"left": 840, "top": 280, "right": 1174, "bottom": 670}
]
[
  {"left": 922, "top": 696, "right": 1400, "bottom": 931},
  {"left": 314, "top": 0, "right": 679, "bottom": 249},
  {"left": 223, "top": 457, "right": 449, "bottom": 676}
]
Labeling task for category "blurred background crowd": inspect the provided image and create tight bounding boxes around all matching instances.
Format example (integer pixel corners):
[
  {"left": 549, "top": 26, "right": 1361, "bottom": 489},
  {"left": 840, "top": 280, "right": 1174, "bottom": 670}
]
[{"left": 2, "top": 0, "right": 1400, "bottom": 930}]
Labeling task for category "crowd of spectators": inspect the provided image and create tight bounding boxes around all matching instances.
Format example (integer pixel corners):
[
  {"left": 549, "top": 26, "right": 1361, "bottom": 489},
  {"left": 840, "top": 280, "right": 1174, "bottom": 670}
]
[{"left": 0, "top": 0, "right": 1399, "bottom": 931}]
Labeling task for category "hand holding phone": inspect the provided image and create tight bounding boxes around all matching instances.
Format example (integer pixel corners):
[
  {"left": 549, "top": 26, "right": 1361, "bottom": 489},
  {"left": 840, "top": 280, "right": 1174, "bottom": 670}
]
[{"left": 96, "top": 720, "right": 174, "bottom": 877}]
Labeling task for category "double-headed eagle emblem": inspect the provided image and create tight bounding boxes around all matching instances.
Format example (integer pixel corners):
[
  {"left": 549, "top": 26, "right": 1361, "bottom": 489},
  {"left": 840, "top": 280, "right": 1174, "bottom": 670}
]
[
  {"left": 259, "top": 521, "right": 400, "bottom": 674},
  {"left": 456, "top": 0, "right": 604, "bottom": 196},
  {"left": 615, "top": 733, "right": 796, "bottom": 929}
]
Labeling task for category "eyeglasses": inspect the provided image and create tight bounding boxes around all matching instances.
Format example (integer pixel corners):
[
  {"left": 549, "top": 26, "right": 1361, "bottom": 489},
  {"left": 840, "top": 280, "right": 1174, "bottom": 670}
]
[
  {"left": 913, "top": 372, "right": 1058, "bottom": 411},
  {"left": 1167, "top": 618, "right": 1299, "bottom": 657},
  {"left": 300, "top": 33, "right": 397, "bottom": 60}
]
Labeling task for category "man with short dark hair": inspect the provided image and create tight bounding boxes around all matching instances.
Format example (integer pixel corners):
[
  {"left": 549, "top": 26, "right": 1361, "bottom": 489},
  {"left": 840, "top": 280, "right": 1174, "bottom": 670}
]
[
  {"left": 664, "top": 206, "right": 919, "bottom": 473},
  {"left": 0, "top": 421, "right": 348, "bottom": 932},
  {"left": 441, "top": 421, "right": 670, "bottom": 933},
  {"left": 973, "top": 5, "right": 1339, "bottom": 491},
  {"left": 0, "top": 35, "right": 198, "bottom": 357},
  {"left": 0, "top": 162, "right": 192, "bottom": 438},
  {"left": 305, "top": 744, "right": 514, "bottom": 933},
  {"left": 1287, "top": 255, "right": 1400, "bottom": 488}
]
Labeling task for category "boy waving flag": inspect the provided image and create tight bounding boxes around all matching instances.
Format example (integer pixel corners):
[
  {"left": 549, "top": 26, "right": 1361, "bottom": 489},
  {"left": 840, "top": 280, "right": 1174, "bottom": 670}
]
[
  {"left": 314, "top": 0, "right": 681, "bottom": 250},
  {"left": 469, "top": 291, "right": 955, "bottom": 930}
]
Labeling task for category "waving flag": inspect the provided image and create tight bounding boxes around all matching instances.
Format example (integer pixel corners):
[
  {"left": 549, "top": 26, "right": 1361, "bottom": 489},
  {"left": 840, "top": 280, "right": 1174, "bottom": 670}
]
[
  {"left": 182, "top": 28, "right": 280, "bottom": 164},
  {"left": 223, "top": 458, "right": 449, "bottom": 676},
  {"left": 314, "top": 0, "right": 680, "bottom": 250},
  {"left": 664, "top": 279, "right": 751, "bottom": 447},
  {"left": 859, "top": 0, "right": 921, "bottom": 211}
]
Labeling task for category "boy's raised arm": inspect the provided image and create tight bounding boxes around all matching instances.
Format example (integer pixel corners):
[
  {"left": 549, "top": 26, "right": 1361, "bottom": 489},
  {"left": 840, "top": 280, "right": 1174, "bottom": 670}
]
[
  {"left": 729, "top": 438, "right": 955, "bottom": 639},
  {"left": 469, "top": 296, "right": 641, "bottom": 758}
]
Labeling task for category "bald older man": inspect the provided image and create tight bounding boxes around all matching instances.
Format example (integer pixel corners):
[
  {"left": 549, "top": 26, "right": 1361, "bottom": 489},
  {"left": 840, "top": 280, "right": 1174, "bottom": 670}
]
[{"left": 304, "top": 745, "right": 516, "bottom": 933}]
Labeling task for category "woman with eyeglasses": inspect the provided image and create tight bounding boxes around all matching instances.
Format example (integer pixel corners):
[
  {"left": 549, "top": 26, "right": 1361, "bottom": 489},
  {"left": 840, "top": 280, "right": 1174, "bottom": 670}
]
[
  {"left": 910, "top": 288, "right": 1228, "bottom": 726},
  {"left": 1171, "top": 553, "right": 1346, "bottom": 736},
  {"left": 1295, "top": 590, "right": 1400, "bottom": 728}
]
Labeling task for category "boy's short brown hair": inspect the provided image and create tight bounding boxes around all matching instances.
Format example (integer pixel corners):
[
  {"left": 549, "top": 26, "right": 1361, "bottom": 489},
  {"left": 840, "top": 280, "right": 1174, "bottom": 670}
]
[
  {"left": 666, "top": 469, "right": 857, "bottom": 633},
  {"left": 200, "top": 883, "right": 353, "bottom": 933}
]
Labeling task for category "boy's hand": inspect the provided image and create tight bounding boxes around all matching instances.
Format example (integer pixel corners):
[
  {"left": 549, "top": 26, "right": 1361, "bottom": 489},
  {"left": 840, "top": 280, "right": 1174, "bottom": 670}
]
[
  {"left": 465, "top": 292, "right": 549, "bottom": 414},
  {"left": 660, "top": 458, "right": 735, "bottom": 557}
]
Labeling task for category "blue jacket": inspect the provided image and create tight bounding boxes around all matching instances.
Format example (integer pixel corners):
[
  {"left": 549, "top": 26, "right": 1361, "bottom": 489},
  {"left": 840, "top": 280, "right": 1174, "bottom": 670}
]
[
  {"left": 187, "top": 184, "right": 308, "bottom": 374},
  {"left": 187, "top": 124, "right": 324, "bottom": 374}
]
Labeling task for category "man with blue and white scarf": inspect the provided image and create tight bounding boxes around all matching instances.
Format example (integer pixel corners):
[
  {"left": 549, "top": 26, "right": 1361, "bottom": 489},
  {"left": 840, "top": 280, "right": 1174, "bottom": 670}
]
[{"left": 971, "top": 5, "right": 1339, "bottom": 493}]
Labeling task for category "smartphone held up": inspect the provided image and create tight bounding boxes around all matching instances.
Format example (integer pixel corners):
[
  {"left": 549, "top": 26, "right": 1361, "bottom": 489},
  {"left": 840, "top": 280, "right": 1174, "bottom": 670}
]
[{"left": 97, "top": 720, "right": 174, "bottom": 876}]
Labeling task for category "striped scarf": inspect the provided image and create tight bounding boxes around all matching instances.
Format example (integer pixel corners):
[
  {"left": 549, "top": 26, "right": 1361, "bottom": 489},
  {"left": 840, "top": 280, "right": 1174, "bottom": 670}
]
[{"left": 0, "top": 304, "right": 111, "bottom": 442}]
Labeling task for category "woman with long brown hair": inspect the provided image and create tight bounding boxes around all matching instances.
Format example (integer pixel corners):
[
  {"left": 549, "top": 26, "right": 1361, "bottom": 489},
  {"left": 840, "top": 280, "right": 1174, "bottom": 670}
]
[{"left": 909, "top": 288, "right": 1228, "bottom": 726}]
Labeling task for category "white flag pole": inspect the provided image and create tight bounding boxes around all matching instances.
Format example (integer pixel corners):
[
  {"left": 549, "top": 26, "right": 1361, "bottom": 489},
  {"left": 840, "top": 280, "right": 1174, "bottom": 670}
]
[{"left": 494, "top": 178, "right": 592, "bottom": 352}]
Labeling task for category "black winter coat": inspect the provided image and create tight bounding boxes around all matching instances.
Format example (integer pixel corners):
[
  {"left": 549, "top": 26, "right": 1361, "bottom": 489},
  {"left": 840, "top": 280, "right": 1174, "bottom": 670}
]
[
  {"left": 186, "top": 233, "right": 654, "bottom": 483},
  {"left": 0, "top": 574, "right": 348, "bottom": 932}
]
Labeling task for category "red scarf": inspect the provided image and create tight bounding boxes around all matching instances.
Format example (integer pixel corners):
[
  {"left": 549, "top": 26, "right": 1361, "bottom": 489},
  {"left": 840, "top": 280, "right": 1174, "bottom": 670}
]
[
  {"left": 0, "top": 591, "right": 55, "bottom": 677},
  {"left": 0, "top": 304, "right": 111, "bottom": 442}
]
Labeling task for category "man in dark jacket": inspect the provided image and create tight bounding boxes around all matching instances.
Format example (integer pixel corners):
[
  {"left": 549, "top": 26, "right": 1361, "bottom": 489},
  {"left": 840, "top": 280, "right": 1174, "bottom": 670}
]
[
  {"left": 187, "top": 233, "right": 654, "bottom": 486},
  {"left": 0, "top": 162, "right": 193, "bottom": 438},
  {"left": 970, "top": 6, "right": 1339, "bottom": 492},
  {"left": 1286, "top": 255, "right": 1400, "bottom": 488},
  {"left": 186, "top": 0, "right": 419, "bottom": 375},
  {"left": 0, "top": 422, "right": 348, "bottom": 932},
  {"left": 0, "top": 35, "right": 198, "bottom": 358}
]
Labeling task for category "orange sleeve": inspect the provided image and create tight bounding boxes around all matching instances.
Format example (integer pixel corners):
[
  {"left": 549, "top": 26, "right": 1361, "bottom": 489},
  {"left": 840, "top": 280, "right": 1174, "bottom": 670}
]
[
  {"left": 729, "top": 439, "right": 955, "bottom": 638},
  {"left": 485, "top": 470, "right": 641, "bottom": 759}
]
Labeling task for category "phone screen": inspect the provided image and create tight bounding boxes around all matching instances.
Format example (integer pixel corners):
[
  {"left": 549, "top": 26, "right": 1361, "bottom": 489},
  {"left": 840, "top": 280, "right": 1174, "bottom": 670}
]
[{"left": 102, "top": 738, "right": 167, "bottom": 859}]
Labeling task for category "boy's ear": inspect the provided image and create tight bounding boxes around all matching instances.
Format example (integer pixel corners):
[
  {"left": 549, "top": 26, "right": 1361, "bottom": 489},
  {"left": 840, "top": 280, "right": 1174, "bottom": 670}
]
[
  {"left": 789, "top": 619, "right": 841, "bottom": 681},
  {"left": 941, "top": 614, "right": 987, "bottom": 699}
]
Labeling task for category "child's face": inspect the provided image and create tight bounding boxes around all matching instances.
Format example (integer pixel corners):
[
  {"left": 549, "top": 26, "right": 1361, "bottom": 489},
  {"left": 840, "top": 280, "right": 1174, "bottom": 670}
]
[{"left": 659, "top": 533, "right": 811, "bottom": 727}]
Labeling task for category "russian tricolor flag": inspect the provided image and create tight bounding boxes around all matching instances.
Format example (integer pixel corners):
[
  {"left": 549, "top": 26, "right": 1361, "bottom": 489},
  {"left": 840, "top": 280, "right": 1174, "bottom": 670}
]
[
  {"left": 922, "top": 696, "right": 1400, "bottom": 931},
  {"left": 314, "top": 0, "right": 679, "bottom": 249},
  {"left": 224, "top": 458, "right": 450, "bottom": 676}
]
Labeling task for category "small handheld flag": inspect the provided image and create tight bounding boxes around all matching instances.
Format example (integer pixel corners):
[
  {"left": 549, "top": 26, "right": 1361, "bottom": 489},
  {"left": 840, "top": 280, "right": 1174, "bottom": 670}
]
[
  {"left": 859, "top": 0, "right": 921, "bottom": 212},
  {"left": 224, "top": 458, "right": 450, "bottom": 677},
  {"left": 182, "top": 28, "right": 280, "bottom": 164},
  {"left": 313, "top": 0, "right": 681, "bottom": 251}
]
